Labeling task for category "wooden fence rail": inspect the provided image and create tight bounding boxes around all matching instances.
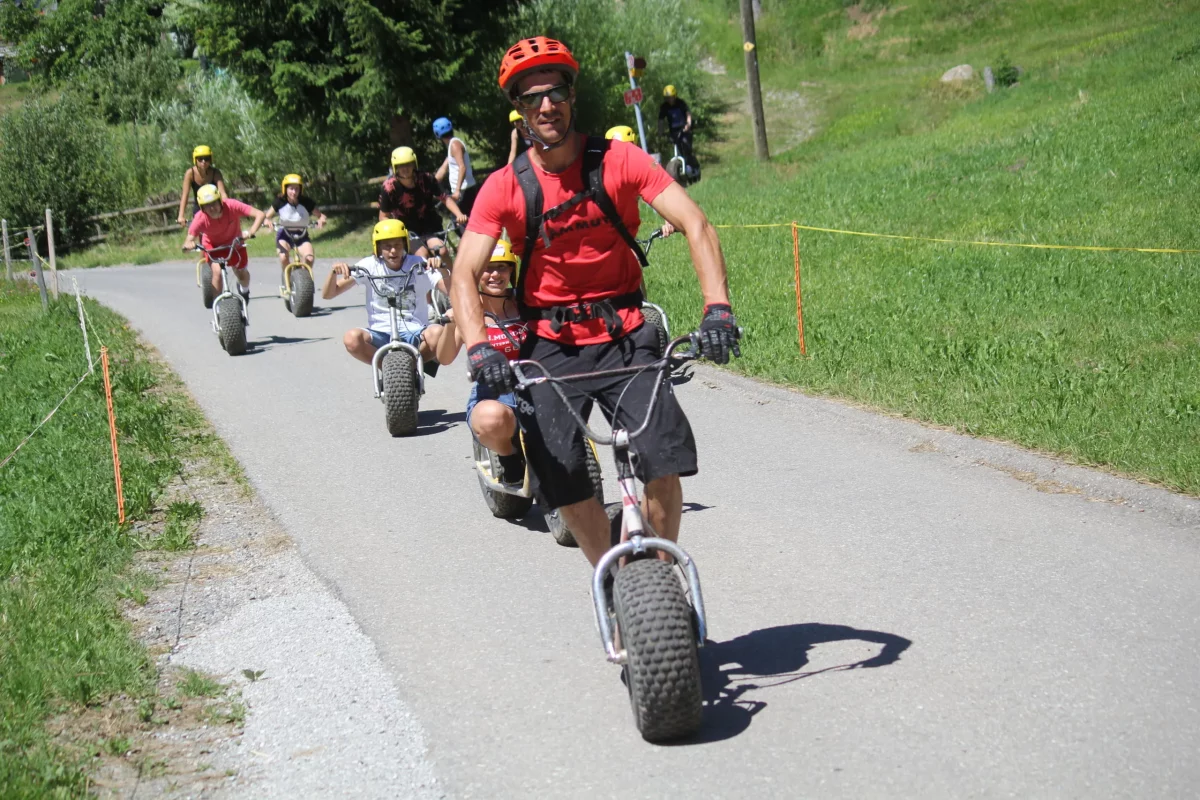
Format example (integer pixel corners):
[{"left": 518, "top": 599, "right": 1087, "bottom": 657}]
[{"left": 84, "top": 176, "right": 389, "bottom": 243}]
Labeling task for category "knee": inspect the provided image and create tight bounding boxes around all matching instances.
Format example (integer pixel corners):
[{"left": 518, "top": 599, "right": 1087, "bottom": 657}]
[
  {"left": 472, "top": 402, "right": 515, "bottom": 439},
  {"left": 343, "top": 329, "right": 364, "bottom": 353}
]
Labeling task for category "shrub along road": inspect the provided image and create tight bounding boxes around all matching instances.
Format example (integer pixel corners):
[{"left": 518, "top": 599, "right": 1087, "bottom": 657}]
[{"left": 75, "top": 259, "right": 1199, "bottom": 797}]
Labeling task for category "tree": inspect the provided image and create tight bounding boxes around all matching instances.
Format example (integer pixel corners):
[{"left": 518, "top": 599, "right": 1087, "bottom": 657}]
[
  {"left": 0, "top": 0, "right": 164, "bottom": 84},
  {"left": 0, "top": 95, "right": 124, "bottom": 247},
  {"left": 181, "top": 0, "right": 519, "bottom": 163}
]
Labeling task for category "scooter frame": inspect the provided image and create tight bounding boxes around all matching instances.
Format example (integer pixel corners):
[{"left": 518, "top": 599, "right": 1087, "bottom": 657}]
[{"left": 510, "top": 333, "right": 710, "bottom": 664}]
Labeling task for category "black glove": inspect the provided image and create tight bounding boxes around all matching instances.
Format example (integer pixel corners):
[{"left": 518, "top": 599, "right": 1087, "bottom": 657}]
[
  {"left": 467, "top": 342, "right": 515, "bottom": 395},
  {"left": 698, "top": 303, "right": 741, "bottom": 364}
]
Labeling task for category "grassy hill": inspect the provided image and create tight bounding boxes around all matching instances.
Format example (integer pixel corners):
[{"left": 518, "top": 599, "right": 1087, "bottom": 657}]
[{"left": 643, "top": 0, "right": 1200, "bottom": 493}]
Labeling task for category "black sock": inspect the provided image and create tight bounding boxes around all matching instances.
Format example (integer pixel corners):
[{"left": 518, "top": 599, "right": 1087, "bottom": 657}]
[{"left": 497, "top": 452, "right": 524, "bottom": 479}]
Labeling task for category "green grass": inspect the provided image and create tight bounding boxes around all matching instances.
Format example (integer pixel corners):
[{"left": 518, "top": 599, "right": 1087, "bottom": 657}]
[
  {"left": 177, "top": 669, "right": 223, "bottom": 700},
  {"left": 59, "top": 210, "right": 378, "bottom": 269},
  {"left": 640, "top": 0, "right": 1200, "bottom": 494},
  {"left": 0, "top": 280, "right": 234, "bottom": 795}
]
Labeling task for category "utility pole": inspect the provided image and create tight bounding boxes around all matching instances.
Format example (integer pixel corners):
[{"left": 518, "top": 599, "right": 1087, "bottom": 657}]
[{"left": 740, "top": 0, "right": 770, "bottom": 160}]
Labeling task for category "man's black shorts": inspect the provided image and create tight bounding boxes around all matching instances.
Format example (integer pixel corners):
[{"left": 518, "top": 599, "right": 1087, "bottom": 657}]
[{"left": 516, "top": 321, "right": 698, "bottom": 509}]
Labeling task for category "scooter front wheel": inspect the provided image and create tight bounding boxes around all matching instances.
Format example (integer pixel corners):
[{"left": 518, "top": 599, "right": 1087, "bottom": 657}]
[
  {"left": 217, "top": 299, "right": 246, "bottom": 355},
  {"left": 614, "top": 558, "right": 703, "bottom": 742},
  {"left": 381, "top": 350, "right": 419, "bottom": 436},
  {"left": 289, "top": 267, "right": 314, "bottom": 317}
]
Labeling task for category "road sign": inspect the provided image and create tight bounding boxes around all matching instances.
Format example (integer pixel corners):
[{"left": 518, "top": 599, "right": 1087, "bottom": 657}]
[{"left": 623, "top": 87, "right": 643, "bottom": 106}]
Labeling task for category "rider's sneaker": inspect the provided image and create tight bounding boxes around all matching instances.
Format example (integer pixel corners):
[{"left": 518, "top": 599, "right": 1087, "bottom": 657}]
[
  {"left": 238, "top": 285, "right": 251, "bottom": 304},
  {"left": 496, "top": 451, "right": 526, "bottom": 487}
]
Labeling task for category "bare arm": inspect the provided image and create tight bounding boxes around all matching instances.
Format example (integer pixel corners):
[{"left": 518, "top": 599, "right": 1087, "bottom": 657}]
[
  {"left": 215, "top": 171, "right": 228, "bottom": 200},
  {"left": 647, "top": 183, "right": 730, "bottom": 308},
  {"left": 244, "top": 207, "right": 266, "bottom": 238},
  {"left": 435, "top": 318, "right": 464, "bottom": 365},
  {"left": 322, "top": 262, "right": 358, "bottom": 300},
  {"left": 443, "top": 195, "right": 467, "bottom": 226},
  {"left": 508, "top": 129, "right": 519, "bottom": 165},
  {"left": 450, "top": 230, "right": 499, "bottom": 350},
  {"left": 435, "top": 156, "right": 449, "bottom": 183},
  {"left": 177, "top": 169, "right": 194, "bottom": 224},
  {"left": 449, "top": 140, "right": 466, "bottom": 197}
]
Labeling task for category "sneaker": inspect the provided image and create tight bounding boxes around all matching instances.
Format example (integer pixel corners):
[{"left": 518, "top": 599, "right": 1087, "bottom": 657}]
[{"left": 237, "top": 285, "right": 251, "bottom": 304}]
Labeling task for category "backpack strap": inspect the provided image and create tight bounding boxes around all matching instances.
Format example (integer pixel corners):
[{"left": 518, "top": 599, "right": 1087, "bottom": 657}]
[
  {"left": 580, "top": 136, "right": 649, "bottom": 269},
  {"left": 510, "top": 137, "right": 649, "bottom": 310},
  {"left": 511, "top": 150, "right": 541, "bottom": 307}
]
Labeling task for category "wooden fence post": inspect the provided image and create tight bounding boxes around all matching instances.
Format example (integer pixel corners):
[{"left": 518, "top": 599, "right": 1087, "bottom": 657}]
[
  {"left": 28, "top": 227, "right": 48, "bottom": 310},
  {"left": 45, "top": 208, "right": 58, "bottom": 299},
  {"left": 2, "top": 219, "right": 10, "bottom": 282}
]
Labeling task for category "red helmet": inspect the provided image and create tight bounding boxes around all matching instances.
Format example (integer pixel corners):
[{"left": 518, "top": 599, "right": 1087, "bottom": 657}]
[{"left": 498, "top": 37, "right": 579, "bottom": 96}]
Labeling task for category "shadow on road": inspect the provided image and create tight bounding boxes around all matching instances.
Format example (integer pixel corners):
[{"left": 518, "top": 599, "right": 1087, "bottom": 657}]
[
  {"left": 245, "top": 334, "right": 332, "bottom": 353},
  {"left": 406, "top": 408, "right": 465, "bottom": 436},
  {"left": 308, "top": 305, "right": 359, "bottom": 317},
  {"left": 680, "top": 623, "right": 912, "bottom": 745}
]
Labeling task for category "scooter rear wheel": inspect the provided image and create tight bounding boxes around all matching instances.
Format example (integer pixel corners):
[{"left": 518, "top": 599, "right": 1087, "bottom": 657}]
[
  {"left": 201, "top": 273, "right": 216, "bottom": 309},
  {"left": 614, "top": 558, "right": 703, "bottom": 742},
  {"left": 544, "top": 440, "right": 603, "bottom": 547}
]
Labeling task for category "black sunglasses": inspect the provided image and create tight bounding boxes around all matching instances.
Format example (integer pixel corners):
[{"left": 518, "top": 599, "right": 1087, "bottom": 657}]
[
  {"left": 514, "top": 83, "right": 571, "bottom": 110},
  {"left": 196, "top": 156, "right": 212, "bottom": 162}
]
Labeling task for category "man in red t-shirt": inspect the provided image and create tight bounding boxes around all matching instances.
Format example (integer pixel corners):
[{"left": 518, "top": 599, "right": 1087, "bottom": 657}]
[
  {"left": 182, "top": 184, "right": 266, "bottom": 300},
  {"left": 451, "top": 37, "right": 741, "bottom": 567}
]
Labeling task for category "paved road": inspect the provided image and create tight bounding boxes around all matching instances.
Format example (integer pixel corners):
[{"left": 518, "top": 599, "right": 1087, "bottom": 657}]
[{"left": 77, "top": 260, "right": 1200, "bottom": 798}]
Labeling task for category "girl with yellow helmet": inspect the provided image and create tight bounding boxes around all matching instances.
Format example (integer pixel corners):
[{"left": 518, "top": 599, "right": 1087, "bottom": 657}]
[
  {"left": 263, "top": 173, "right": 328, "bottom": 276},
  {"left": 435, "top": 239, "right": 530, "bottom": 484},
  {"left": 177, "top": 146, "right": 228, "bottom": 227}
]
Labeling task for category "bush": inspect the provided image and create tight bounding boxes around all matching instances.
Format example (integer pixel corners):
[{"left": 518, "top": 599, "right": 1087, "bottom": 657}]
[
  {"left": 0, "top": 95, "right": 127, "bottom": 248},
  {"left": 995, "top": 53, "right": 1020, "bottom": 87},
  {"left": 499, "top": 0, "right": 717, "bottom": 157},
  {"left": 149, "top": 72, "right": 364, "bottom": 200}
]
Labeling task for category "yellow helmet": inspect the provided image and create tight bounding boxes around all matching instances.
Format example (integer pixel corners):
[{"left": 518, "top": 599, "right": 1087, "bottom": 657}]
[
  {"left": 372, "top": 219, "right": 410, "bottom": 256},
  {"left": 509, "top": 109, "right": 523, "bottom": 123},
  {"left": 281, "top": 173, "right": 303, "bottom": 194},
  {"left": 605, "top": 125, "right": 637, "bottom": 143},
  {"left": 663, "top": 85, "right": 677, "bottom": 98},
  {"left": 196, "top": 184, "right": 221, "bottom": 206},
  {"left": 192, "top": 145, "right": 213, "bottom": 165},
  {"left": 489, "top": 239, "right": 518, "bottom": 266},
  {"left": 390, "top": 146, "right": 417, "bottom": 169}
]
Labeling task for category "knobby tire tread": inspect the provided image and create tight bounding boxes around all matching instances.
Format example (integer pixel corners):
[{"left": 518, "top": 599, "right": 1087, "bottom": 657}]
[
  {"left": 291, "top": 269, "right": 315, "bottom": 317},
  {"left": 640, "top": 307, "right": 669, "bottom": 358},
  {"left": 615, "top": 558, "right": 703, "bottom": 742},
  {"left": 218, "top": 299, "right": 246, "bottom": 356},
  {"left": 382, "top": 350, "right": 419, "bottom": 436}
]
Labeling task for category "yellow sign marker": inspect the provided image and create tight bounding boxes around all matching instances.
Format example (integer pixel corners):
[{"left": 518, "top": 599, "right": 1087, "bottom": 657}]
[{"left": 743, "top": 42, "right": 756, "bottom": 52}]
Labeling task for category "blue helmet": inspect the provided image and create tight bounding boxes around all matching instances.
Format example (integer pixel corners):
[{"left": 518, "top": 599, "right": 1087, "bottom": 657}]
[{"left": 432, "top": 117, "right": 453, "bottom": 138}]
